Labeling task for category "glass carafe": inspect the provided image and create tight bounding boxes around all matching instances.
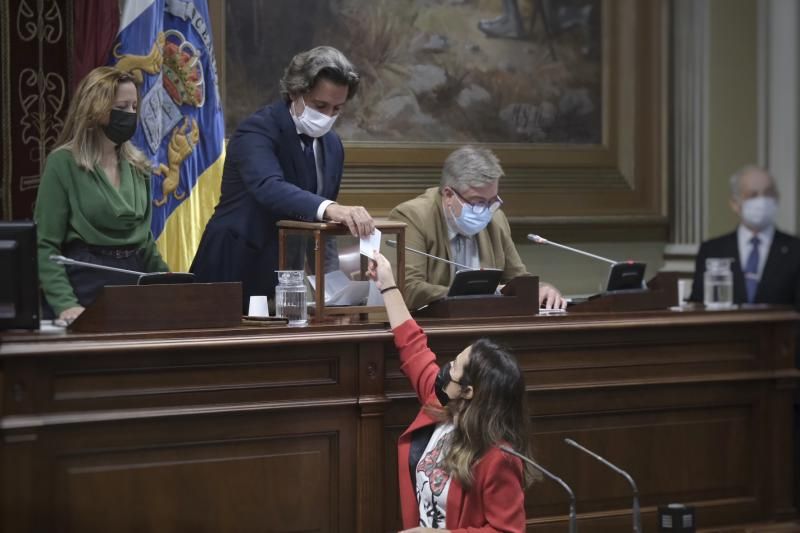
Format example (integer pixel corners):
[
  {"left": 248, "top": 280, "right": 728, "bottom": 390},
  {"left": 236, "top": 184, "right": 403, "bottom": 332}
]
[
  {"left": 275, "top": 270, "right": 308, "bottom": 326},
  {"left": 703, "top": 258, "right": 734, "bottom": 309}
]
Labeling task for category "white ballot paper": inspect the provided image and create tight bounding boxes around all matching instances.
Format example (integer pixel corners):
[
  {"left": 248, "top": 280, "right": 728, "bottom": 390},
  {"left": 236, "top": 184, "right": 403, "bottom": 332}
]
[
  {"left": 307, "top": 270, "right": 370, "bottom": 306},
  {"left": 360, "top": 228, "right": 381, "bottom": 257}
]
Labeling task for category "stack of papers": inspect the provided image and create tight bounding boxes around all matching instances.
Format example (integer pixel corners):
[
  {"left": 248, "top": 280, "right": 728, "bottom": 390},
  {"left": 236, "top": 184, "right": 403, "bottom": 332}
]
[{"left": 538, "top": 308, "right": 567, "bottom": 316}]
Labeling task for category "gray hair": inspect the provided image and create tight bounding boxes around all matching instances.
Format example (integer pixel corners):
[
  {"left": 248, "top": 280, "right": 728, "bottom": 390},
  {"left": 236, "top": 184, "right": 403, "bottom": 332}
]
[
  {"left": 279, "top": 46, "right": 360, "bottom": 101},
  {"left": 728, "top": 165, "right": 776, "bottom": 199},
  {"left": 440, "top": 146, "right": 504, "bottom": 191}
]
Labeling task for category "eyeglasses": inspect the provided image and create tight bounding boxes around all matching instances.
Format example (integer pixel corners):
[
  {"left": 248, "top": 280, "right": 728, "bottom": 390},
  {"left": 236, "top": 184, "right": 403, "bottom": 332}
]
[{"left": 450, "top": 188, "right": 503, "bottom": 215}]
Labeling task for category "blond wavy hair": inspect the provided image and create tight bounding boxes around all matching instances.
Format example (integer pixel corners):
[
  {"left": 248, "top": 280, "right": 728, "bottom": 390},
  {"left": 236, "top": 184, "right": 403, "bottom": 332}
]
[{"left": 52, "top": 66, "right": 151, "bottom": 175}]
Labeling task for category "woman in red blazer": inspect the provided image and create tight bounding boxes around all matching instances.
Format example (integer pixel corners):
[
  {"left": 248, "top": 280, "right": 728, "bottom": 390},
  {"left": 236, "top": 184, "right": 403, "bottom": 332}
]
[{"left": 368, "top": 252, "right": 536, "bottom": 533}]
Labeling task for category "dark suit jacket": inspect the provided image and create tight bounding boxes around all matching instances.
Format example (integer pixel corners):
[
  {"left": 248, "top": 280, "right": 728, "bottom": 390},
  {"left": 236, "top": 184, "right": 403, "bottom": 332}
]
[
  {"left": 190, "top": 100, "right": 344, "bottom": 306},
  {"left": 689, "top": 229, "right": 800, "bottom": 308}
]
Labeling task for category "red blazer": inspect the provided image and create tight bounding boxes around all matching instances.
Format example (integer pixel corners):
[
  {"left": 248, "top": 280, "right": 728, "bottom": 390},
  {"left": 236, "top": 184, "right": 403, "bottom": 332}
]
[{"left": 394, "top": 319, "right": 526, "bottom": 533}]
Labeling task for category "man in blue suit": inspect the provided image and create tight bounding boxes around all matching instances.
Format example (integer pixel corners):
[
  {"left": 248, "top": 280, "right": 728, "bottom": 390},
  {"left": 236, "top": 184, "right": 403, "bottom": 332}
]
[
  {"left": 191, "top": 46, "right": 374, "bottom": 310},
  {"left": 689, "top": 165, "right": 800, "bottom": 308}
]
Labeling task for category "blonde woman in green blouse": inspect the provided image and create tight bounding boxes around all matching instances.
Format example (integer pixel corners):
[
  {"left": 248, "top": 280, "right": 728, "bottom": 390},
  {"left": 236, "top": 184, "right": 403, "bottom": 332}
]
[{"left": 35, "top": 66, "right": 168, "bottom": 322}]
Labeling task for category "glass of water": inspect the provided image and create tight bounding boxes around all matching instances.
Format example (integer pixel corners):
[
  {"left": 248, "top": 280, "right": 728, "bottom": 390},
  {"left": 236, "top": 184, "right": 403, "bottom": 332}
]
[
  {"left": 703, "top": 258, "right": 734, "bottom": 309},
  {"left": 275, "top": 270, "right": 308, "bottom": 326}
]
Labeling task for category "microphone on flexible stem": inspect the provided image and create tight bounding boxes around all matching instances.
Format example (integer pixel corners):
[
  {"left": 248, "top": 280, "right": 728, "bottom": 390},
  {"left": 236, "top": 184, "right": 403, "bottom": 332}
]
[
  {"left": 385, "top": 239, "right": 476, "bottom": 272},
  {"left": 528, "top": 234, "right": 647, "bottom": 292},
  {"left": 50, "top": 254, "right": 148, "bottom": 276},
  {"left": 527, "top": 234, "right": 617, "bottom": 265},
  {"left": 499, "top": 446, "right": 578, "bottom": 533},
  {"left": 564, "top": 438, "right": 641, "bottom": 533},
  {"left": 49, "top": 255, "right": 194, "bottom": 285}
]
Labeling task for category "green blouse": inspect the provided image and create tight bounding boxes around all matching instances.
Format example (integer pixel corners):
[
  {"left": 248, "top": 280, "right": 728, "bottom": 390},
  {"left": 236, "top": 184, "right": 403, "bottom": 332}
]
[{"left": 35, "top": 148, "right": 169, "bottom": 314}]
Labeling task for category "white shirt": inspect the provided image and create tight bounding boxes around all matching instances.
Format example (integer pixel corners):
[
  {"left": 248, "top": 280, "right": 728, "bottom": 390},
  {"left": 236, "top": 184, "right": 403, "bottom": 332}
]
[
  {"left": 737, "top": 224, "right": 774, "bottom": 282},
  {"left": 296, "top": 134, "right": 333, "bottom": 221},
  {"left": 416, "top": 422, "right": 454, "bottom": 528}
]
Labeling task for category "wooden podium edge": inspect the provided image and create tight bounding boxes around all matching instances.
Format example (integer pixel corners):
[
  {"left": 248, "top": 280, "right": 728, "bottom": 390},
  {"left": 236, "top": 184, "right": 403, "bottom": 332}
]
[
  {"left": 69, "top": 282, "right": 242, "bottom": 333},
  {"left": 413, "top": 276, "right": 539, "bottom": 319}
]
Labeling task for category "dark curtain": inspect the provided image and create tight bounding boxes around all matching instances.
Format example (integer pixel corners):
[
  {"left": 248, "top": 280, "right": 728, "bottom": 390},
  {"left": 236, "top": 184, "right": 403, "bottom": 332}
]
[{"left": 72, "top": 0, "right": 119, "bottom": 90}]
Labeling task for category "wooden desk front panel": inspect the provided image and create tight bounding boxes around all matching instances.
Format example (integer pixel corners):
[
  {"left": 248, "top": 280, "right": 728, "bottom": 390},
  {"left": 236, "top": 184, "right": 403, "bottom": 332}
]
[
  {"left": 0, "top": 310, "right": 796, "bottom": 533},
  {"left": 1, "top": 336, "right": 372, "bottom": 533}
]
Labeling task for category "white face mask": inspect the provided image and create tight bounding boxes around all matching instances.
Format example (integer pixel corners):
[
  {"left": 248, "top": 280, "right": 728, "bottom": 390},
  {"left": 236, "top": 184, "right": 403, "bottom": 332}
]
[
  {"left": 291, "top": 97, "right": 337, "bottom": 138},
  {"left": 741, "top": 196, "right": 778, "bottom": 231}
]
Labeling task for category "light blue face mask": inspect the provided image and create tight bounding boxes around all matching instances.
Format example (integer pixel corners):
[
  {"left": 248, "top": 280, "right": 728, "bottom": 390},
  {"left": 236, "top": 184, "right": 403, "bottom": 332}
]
[{"left": 449, "top": 194, "right": 494, "bottom": 236}]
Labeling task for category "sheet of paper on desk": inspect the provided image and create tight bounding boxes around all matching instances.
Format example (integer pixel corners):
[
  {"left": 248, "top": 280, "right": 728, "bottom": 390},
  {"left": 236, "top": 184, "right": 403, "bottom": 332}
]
[{"left": 360, "top": 228, "right": 381, "bottom": 257}]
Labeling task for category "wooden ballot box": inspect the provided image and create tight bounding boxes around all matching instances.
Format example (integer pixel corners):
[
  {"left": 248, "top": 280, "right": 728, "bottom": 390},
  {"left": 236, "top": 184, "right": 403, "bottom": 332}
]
[{"left": 277, "top": 220, "right": 406, "bottom": 319}]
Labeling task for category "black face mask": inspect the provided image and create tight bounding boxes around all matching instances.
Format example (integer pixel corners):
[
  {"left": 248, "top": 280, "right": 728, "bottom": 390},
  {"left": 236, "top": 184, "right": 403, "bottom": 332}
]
[
  {"left": 435, "top": 363, "right": 454, "bottom": 406},
  {"left": 102, "top": 109, "right": 137, "bottom": 145}
]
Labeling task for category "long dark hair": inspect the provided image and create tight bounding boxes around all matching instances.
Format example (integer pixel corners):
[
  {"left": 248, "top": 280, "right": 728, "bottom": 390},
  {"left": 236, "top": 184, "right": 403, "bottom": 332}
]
[{"left": 440, "top": 338, "right": 537, "bottom": 489}]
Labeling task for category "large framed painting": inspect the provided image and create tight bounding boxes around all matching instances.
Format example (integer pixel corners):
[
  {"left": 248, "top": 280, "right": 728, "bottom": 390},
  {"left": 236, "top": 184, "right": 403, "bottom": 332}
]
[{"left": 210, "top": 0, "right": 666, "bottom": 241}]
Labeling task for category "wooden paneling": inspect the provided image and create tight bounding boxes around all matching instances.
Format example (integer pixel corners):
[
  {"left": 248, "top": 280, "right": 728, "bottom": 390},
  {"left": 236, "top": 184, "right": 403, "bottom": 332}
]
[
  {"left": 0, "top": 308, "right": 797, "bottom": 532},
  {"left": 11, "top": 408, "right": 356, "bottom": 533},
  {"left": 56, "top": 431, "right": 336, "bottom": 532}
]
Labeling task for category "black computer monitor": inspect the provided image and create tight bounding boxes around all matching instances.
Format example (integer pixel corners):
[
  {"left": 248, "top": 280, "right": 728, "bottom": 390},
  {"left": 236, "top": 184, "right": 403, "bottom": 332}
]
[
  {"left": 605, "top": 261, "right": 647, "bottom": 292},
  {"left": 447, "top": 268, "right": 503, "bottom": 297},
  {"left": 0, "top": 221, "right": 40, "bottom": 330}
]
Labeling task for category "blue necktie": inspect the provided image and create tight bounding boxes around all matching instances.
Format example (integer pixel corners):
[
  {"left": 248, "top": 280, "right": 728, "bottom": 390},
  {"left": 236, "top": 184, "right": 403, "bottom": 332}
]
[
  {"left": 298, "top": 134, "right": 318, "bottom": 192},
  {"left": 744, "top": 235, "right": 761, "bottom": 303}
]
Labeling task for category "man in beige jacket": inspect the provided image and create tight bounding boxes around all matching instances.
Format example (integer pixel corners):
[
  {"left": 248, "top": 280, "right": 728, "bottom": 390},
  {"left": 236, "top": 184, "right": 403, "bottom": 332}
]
[{"left": 389, "top": 145, "right": 566, "bottom": 311}]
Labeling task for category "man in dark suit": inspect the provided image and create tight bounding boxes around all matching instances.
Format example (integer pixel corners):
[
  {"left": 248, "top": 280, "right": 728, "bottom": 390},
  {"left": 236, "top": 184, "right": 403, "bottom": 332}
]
[
  {"left": 691, "top": 167, "right": 800, "bottom": 514},
  {"left": 689, "top": 165, "right": 800, "bottom": 307},
  {"left": 191, "top": 46, "right": 374, "bottom": 310}
]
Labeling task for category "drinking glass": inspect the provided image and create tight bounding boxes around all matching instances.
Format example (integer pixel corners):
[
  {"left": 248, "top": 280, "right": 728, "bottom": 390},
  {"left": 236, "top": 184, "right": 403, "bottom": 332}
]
[{"left": 703, "top": 258, "right": 734, "bottom": 309}]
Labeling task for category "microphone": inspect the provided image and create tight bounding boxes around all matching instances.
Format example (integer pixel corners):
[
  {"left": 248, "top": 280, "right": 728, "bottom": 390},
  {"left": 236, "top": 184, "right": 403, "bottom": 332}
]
[
  {"left": 50, "top": 254, "right": 148, "bottom": 276},
  {"left": 527, "top": 234, "right": 617, "bottom": 265},
  {"left": 528, "top": 234, "right": 647, "bottom": 292},
  {"left": 499, "top": 446, "right": 577, "bottom": 533},
  {"left": 49, "top": 255, "right": 194, "bottom": 285},
  {"left": 386, "top": 239, "right": 476, "bottom": 272},
  {"left": 564, "top": 438, "right": 641, "bottom": 533}
]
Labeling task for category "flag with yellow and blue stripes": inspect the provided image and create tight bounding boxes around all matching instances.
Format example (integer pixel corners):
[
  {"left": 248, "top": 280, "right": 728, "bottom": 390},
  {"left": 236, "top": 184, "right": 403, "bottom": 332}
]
[{"left": 111, "top": 0, "right": 224, "bottom": 272}]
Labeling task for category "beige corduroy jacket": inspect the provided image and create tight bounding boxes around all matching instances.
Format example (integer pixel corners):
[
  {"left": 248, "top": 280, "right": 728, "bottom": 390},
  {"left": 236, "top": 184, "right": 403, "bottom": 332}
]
[{"left": 388, "top": 187, "right": 529, "bottom": 310}]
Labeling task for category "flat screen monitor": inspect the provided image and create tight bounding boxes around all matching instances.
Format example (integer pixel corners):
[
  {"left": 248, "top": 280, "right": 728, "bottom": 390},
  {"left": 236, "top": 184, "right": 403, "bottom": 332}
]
[
  {"left": 447, "top": 268, "right": 503, "bottom": 297},
  {"left": 605, "top": 262, "right": 647, "bottom": 292},
  {"left": 0, "top": 221, "right": 39, "bottom": 330}
]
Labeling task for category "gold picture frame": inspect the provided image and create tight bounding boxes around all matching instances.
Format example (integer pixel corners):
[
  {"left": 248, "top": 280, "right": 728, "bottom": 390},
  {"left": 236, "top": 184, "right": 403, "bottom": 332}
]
[{"left": 210, "top": 0, "right": 667, "bottom": 242}]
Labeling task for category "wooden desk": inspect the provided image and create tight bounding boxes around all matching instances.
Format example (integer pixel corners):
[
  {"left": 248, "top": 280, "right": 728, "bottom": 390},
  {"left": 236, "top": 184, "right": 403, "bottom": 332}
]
[{"left": 0, "top": 308, "right": 797, "bottom": 532}]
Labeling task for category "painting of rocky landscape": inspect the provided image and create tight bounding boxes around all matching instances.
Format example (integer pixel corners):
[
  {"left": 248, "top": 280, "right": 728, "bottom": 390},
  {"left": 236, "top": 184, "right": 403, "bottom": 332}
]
[{"left": 224, "top": 0, "right": 601, "bottom": 144}]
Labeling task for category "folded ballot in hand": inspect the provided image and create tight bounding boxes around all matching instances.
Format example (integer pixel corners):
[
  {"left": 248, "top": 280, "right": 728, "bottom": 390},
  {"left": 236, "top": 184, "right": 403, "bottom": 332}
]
[{"left": 307, "top": 270, "right": 370, "bottom": 306}]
